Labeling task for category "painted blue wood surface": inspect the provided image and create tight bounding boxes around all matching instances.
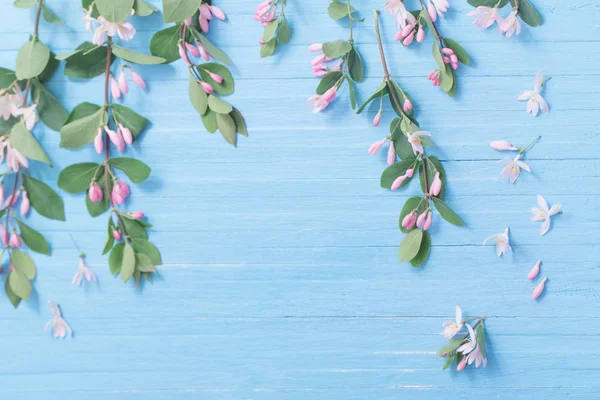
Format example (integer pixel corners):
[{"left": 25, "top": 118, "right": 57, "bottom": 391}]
[{"left": 0, "top": 0, "right": 599, "bottom": 398}]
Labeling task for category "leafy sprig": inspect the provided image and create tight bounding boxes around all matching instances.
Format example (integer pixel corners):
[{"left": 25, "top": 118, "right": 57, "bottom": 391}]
[
  {"left": 256, "top": 0, "right": 292, "bottom": 58},
  {"left": 151, "top": 1, "right": 248, "bottom": 146},
  {"left": 468, "top": 0, "right": 542, "bottom": 28},
  {"left": 57, "top": 0, "right": 163, "bottom": 286},
  {"left": 0, "top": 0, "right": 67, "bottom": 307}
]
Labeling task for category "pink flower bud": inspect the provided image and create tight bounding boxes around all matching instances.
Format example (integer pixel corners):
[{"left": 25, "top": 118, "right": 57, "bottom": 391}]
[
  {"left": 112, "top": 229, "right": 122, "bottom": 241},
  {"left": 450, "top": 54, "right": 459, "bottom": 64},
  {"left": 89, "top": 182, "right": 103, "bottom": 202},
  {"left": 308, "top": 43, "right": 323, "bottom": 52},
  {"left": 406, "top": 168, "right": 414, "bottom": 178},
  {"left": 1, "top": 224, "right": 8, "bottom": 245},
  {"left": 403, "top": 32, "right": 415, "bottom": 46},
  {"left": 394, "top": 31, "right": 403, "bottom": 42},
  {"left": 429, "top": 172, "right": 442, "bottom": 196},
  {"left": 209, "top": 5, "right": 226, "bottom": 20},
  {"left": 111, "top": 181, "right": 130, "bottom": 206},
  {"left": 20, "top": 191, "right": 30, "bottom": 216},
  {"left": 373, "top": 112, "right": 382, "bottom": 127},
  {"left": 311, "top": 54, "right": 327, "bottom": 66},
  {"left": 118, "top": 69, "right": 128, "bottom": 94},
  {"left": 423, "top": 211, "right": 433, "bottom": 231},
  {"left": 490, "top": 140, "right": 516, "bottom": 151},
  {"left": 428, "top": 3, "right": 437, "bottom": 22},
  {"left": 441, "top": 48, "right": 455, "bottom": 56},
  {"left": 4, "top": 190, "right": 20, "bottom": 208},
  {"left": 457, "top": 356, "right": 468, "bottom": 372},
  {"left": 184, "top": 17, "right": 192, "bottom": 26},
  {"left": 119, "top": 180, "right": 130, "bottom": 197},
  {"left": 129, "top": 70, "right": 146, "bottom": 89},
  {"left": 391, "top": 175, "right": 407, "bottom": 191},
  {"left": 387, "top": 141, "right": 396, "bottom": 166},
  {"left": 401, "top": 24, "right": 414, "bottom": 38},
  {"left": 322, "top": 86, "right": 337, "bottom": 103},
  {"left": 208, "top": 72, "right": 223, "bottom": 84},
  {"left": 451, "top": 62, "right": 459, "bottom": 70},
  {"left": 416, "top": 25, "right": 425, "bottom": 43},
  {"left": 110, "top": 74, "right": 121, "bottom": 99},
  {"left": 368, "top": 138, "right": 387, "bottom": 155},
  {"left": 313, "top": 69, "right": 327, "bottom": 77},
  {"left": 528, "top": 260, "right": 541, "bottom": 280},
  {"left": 402, "top": 211, "right": 417, "bottom": 230},
  {"left": 200, "top": 81, "right": 214, "bottom": 94},
  {"left": 428, "top": 70, "right": 439, "bottom": 81},
  {"left": 130, "top": 211, "right": 144, "bottom": 219},
  {"left": 442, "top": 56, "right": 451, "bottom": 64},
  {"left": 9, "top": 230, "right": 21, "bottom": 248},
  {"left": 178, "top": 43, "right": 191, "bottom": 64},
  {"left": 106, "top": 126, "right": 125, "bottom": 152},
  {"left": 119, "top": 123, "right": 133, "bottom": 145},
  {"left": 532, "top": 277, "right": 548, "bottom": 300},
  {"left": 259, "top": 38, "right": 265, "bottom": 46},
  {"left": 0, "top": 186, "right": 4, "bottom": 208},
  {"left": 186, "top": 42, "right": 201, "bottom": 57},
  {"left": 403, "top": 99, "right": 413, "bottom": 112},
  {"left": 416, "top": 211, "right": 428, "bottom": 228},
  {"left": 94, "top": 128, "right": 104, "bottom": 155},
  {"left": 197, "top": 42, "right": 211, "bottom": 61}
]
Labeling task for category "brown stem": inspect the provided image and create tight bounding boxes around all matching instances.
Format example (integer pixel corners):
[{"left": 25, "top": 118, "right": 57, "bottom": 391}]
[
  {"left": 421, "top": 157, "right": 429, "bottom": 196},
  {"left": 34, "top": 0, "right": 43, "bottom": 37},
  {"left": 417, "top": 0, "right": 444, "bottom": 47}
]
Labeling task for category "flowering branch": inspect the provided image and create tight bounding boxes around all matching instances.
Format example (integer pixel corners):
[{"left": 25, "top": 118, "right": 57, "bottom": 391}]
[
  {"left": 57, "top": 1, "right": 164, "bottom": 286},
  {"left": 366, "top": 11, "right": 464, "bottom": 267},
  {"left": 307, "top": 0, "right": 365, "bottom": 113},
  {"left": 0, "top": 0, "right": 67, "bottom": 307},
  {"left": 467, "top": 0, "right": 542, "bottom": 36},
  {"left": 439, "top": 306, "right": 488, "bottom": 371},
  {"left": 255, "top": 0, "right": 292, "bottom": 57},
  {"left": 150, "top": 1, "right": 248, "bottom": 146}
]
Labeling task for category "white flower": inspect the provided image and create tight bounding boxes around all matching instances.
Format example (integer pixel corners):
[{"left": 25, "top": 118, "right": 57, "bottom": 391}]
[
  {"left": 384, "top": 0, "right": 415, "bottom": 29},
  {"left": 72, "top": 256, "right": 98, "bottom": 286},
  {"left": 428, "top": 0, "right": 449, "bottom": 20},
  {"left": 92, "top": 13, "right": 136, "bottom": 45},
  {"left": 406, "top": 130, "right": 431, "bottom": 155},
  {"left": 499, "top": 154, "right": 530, "bottom": 184},
  {"left": 466, "top": 344, "right": 487, "bottom": 368},
  {"left": 467, "top": 6, "right": 501, "bottom": 28},
  {"left": 499, "top": 10, "right": 521, "bottom": 37},
  {"left": 14, "top": 104, "right": 38, "bottom": 131},
  {"left": 0, "top": 87, "right": 24, "bottom": 120},
  {"left": 442, "top": 305, "right": 464, "bottom": 339},
  {"left": 531, "top": 194, "right": 561, "bottom": 236},
  {"left": 45, "top": 301, "right": 72, "bottom": 339},
  {"left": 1, "top": 138, "right": 29, "bottom": 172},
  {"left": 82, "top": 5, "right": 95, "bottom": 32},
  {"left": 483, "top": 227, "right": 511, "bottom": 256},
  {"left": 457, "top": 323, "right": 477, "bottom": 355},
  {"left": 517, "top": 72, "right": 549, "bottom": 117}
]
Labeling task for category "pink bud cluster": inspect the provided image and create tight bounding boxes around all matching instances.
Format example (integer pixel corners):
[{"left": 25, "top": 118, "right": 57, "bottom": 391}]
[
  {"left": 428, "top": 70, "right": 441, "bottom": 87},
  {"left": 254, "top": 1, "right": 277, "bottom": 25},
  {"left": 394, "top": 22, "right": 425, "bottom": 46},
  {"left": 307, "top": 86, "right": 337, "bottom": 114},
  {"left": 109, "top": 67, "right": 146, "bottom": 100},
  {"left": 179, "top": 40, "right": 213, "bottom": 63},
  {"left": 391, "top": 168, "right": 414, "bottom": 190},
  {"left": 441, "top": 47, "right": 459, "bottom": 70},
  {"left": 94, "top": 124, "right": 133, "bottom": 155},
  {"left": 402, "top": 208, "right": 433, "bottom": 231},
  {"left": 309, "top": 43, "right": 341, "bottom": 77},
  {"left": 194, "top": 3, "right": 226, "bottom": 33},
  {"left": 0, "top": 188, "right": 31, "bottom": 250}
]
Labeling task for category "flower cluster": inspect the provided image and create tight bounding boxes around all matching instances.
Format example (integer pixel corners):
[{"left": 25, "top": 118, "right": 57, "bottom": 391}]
[
  {"left": 255, "top": 0, "right": 292, "bottom": 57},
  {"left": 151, "top": 1, "right": 248, "bottom": 146},
  {"left": 384, "top": 0, "right": 471, "bottom": 96},
  {"left": 0, "top": 0, "right": 67, "bottom": 307},
  {"left": 58, "top": 1, "right": 164, "bottom": 286},
  {"left": 308, "top": 0, "right": 365, "bottom": 113},
  {"left": 364, "top": 11, "right": 464, "bottom": 267},
  {"left": 438, "top": 306, "right": 488, "bottom": 371},
  {"left": 467, "top": 0, "right": 542, "bottom": 37}
]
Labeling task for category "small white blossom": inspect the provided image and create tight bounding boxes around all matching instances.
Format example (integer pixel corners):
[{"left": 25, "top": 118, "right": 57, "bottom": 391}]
[
  {"left": 517, "top": 72, "right": 549, "bottom": 117},
  {"left": 499, "top": 154, "right": 530, "bottom": 184},
  {"left": 531, "top": 195, "right": 561, "bottom": 236},
  {"left": 442, "top": 305, "right": 464, "bottom": 339},
  {"left": 72, "top": 256, "right": 98, "bottom": 286},
  {"left": 457, "top": 323, "right": 477, "bottom": 355},
  {"left": 483, "top": 227, "right": 511, "bottom": 256},
  {"left": 406, "top": 131, "right": 431, "bottom": 155},
  {"left": 45, "top": 301, "right": 72, "bottom": 339}
]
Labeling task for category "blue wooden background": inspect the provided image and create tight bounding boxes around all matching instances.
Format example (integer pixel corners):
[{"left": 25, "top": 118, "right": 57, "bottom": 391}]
[{"left": 1, "top": 0, "right": 599, "bottom": 398}]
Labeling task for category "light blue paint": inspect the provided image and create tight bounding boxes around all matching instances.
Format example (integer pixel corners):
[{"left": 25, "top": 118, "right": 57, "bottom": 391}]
[{"left": 0, "top": 0, "right": 599, "bottom": 398}]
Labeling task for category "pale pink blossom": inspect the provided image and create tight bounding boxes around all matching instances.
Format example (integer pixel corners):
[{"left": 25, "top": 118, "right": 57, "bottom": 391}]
[
  {"left": 118, "top": 69, "right": 128, "bottom": 94},
  {"left": 82, "top": 5, "right": 95, "bottom": 32},
  {"left": 531, "top": 194, "right": 561, "bottom": 236},
  {"left": 483, "top": 227, "right": 511, "bottom": 257},
  {"left": 9, "top": 230, "right": 22, "bottom": 248},
  {"left": 457, "top": 323, "right": 477, "bottom": 355},
  {"left": 468, "top": 6, "right": 502, "bottom": 29},
  {"left": 499, "top": 154, "right": 530, "bottom": 184},
  {"left": 200, "top": 81, "right": 214, "bottom": 94},
  {"left": 528, "top": 260, "right": 541, "bottom": 280},
  {"left": 93, "top": 15, "right": 136, "bottom": 44},
  {"left": 532, "top": 277, "right": 548, "bottom": 300},
  {"left": 130, "top": 211, "right": 144, "bottom": 219},
  {"left": 387, "top": 141, "right": 396, "bottom": 165},
  {"left": 308, "top": 87, "right": 337, "bottom": 113},
  {"left": 423, "top": 212, "right": 433, "bottom": 231},
  {"left": 45, "top": 301, "right": 72, "bottom": 339},
  {"left": 442, "top": 305, "right": 464, "bottom": 339},
  {"left": 368, "top": 138, "right": 388, "bottom": 155},
  {"left": 4, "top": 141, "right": 28, "bottom": 172},
  {"left": 0, "top": 224, "right": 7, "bottom": 245},
  {"left": 517, "top": 72, "right": 549, "bottom": 117},
  {"left": 309, "top": 43, "right": 323, "bottom": 52},
  {"left": 89, "top": 182, "right": 103, "bottom": 202},
  {"left": 385, "top": 0, "right": 415, "bottom": 30},
  {"left": 119, "top": 123, "right": 133, "bottom": 145},
  {"left": 456, "top": 356, "right": 468, "bottom": 371},
  {"left": 499, "top": 10, "right": 521, "bottom": 37},
  {"left": 72, "top": 256, "right": 97, "bottom": 286},
  {"left": 373, "top": 112, "right": 382, "bottom": 127},
  {"left": 466, "top": 344, "right": 488, "bottom": 368},
  {"left": 112, "top": 229, "right": 122, "bottom": 241},
  {"left": 106, "top": 126, "right": 125, "bottom": 152},
  {"left": 401, "top": 211, "right": 417, "bottom": 230},
  {"left": 429, "top": 172, "right": 442, "bottom": 196},
  {"left": 406, "top": 130, "right": 431, "bottom": 155},
  {"left": 110, "top": 74, "right": 121, "bottom": 99},
  {"left": 14, "top": 104, "right": 38, "bottom": 131},
  {"left": 427, "top": 0, "right": 449, "bottom": 21},
  {"left": 391, "top": 169, "right": 414, "bottom": 191},
  {"left": 490, "top": 140, "right": 517, "bottom": 151},
  {"left": 20, "top": 191, "right": 30, "bottom": 216},
  {"left": 128, "top": 69, "right": 146, "bottom": 88},
  {"left": 94, "top": 128, "right": 104, "bottom": 155}
]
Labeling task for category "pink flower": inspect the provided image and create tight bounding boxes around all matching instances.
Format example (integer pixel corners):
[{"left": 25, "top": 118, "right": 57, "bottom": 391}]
[
  {"left": 208, "top": 71, "right": 223, "bottom": 83},
  {"left": 130, "top": 211, "right": 144, "bottom": 219},
  {"left": 106, "top": 126, "right": 125, "bottom": 152},
  {"left": 0, "top": 224, "right": 8, "bottom": 245},
  {"left": 185, "top": 42, "right": 201, "bottom": 57},
  {"left": 72, "top": 257, "right": 97, "bottom": 286},
  {"left": 427, "top": 0, "right": 449, "bottom": 21},
  {"left": 423, "top": 211, "right": 433, "bottom": 231},
  {"left": 490, "top": 140, "right": 517, "bottom": 151},
  {"left": 500, "top": 10, "right": 521, "bottom": 38},
  {"left": 20, "top": 191, "right": 30, "bottom": 216},
  {"left": 119, "top": 123, "right": 133, "bottom": 145},
  {"left": 197, "top": 42, "right": 212, "bottom": 61},
  {"left": 373, "top": 112, "right": 382, "bottom": 127},
  {"left": 391, "top": 168, "right": 415, "bottom": 191},
  {"left": 499, "top": 154, "right": 530, "bottom": 184},
  {"left": 110, "top": 74, "right": 121, "bottom": 99},
  {"left": 4, "top": 190, "right": 20, "bottom": 208},
  {"left": 309, "top": 43, "right": 323, "bottom": 52},
  {"left": 308, "top": 87, "right": 337, "bottom": 113},
  {"left": 112, "top": 180, "right": 130, "bottom": 205},
  {"left": 128, "top": 69, "right": 146, "bottom": 89},
  {"left": 406, "top": 130, "right": 431, "bottom": 155},
  {"left": 9, "top": 230, "right": 22, "bottom": 248},
  {"left": 528, "top": 260, "right": 541, "bottom": 280},
  {"left": 401, "top": 211, "right": 417, "bottom": 229},
  {"left": 442, "top": 305, "right": 464, "bottom": 339},
  {"left": 200, "top": 81, "right": 214, "bottom": 94},
  {"left": 403, "top": 98, "right": 413, "bottom": 112},
  {"left": 457, "top": 324, "right": 477, "bottom": 355},
  {"left": 456, "top": 356, "right": 468, "bottom": 371},
  {"left": 118, "top": 69, "right": 128, "bottom": 94},
  {"left": 532, "top": 277, "right": 548, "bottom": 300},
  {"left": 468, "top": 6, "right": 502, "bottom": 29},
  {"left": 429, "top": 172, "right": 442, "bottom": 196},
  {"left": 112, "top": 228, "right": 122, "bottom": 241},
  {"left": 466, "top": 345, "right": 488, "bottom": 368},
  {"left": 387, "top": 141, "right": 396, "bottom": 165},
  {"left": 368, "top": 138, "right": 388, "bottom": 155},
  {"left": 416, "top": 25, "right": 425, "bottom": 42},
  {"left": 416, "top": 210, "right": 428, "bottom": 228},
  {"left": 94, "top": 128, "right": 104, "bottom": 154},
  {"left": 89, "top": 182, "right": 103, "bottom": 202},
  {"left": 428, "top": 70, "right": 440, "bottom": 86},
  {"left": 45, "top": 301, "right": 72, "bottom": 339},
  {"left": 178, "top": 43, "right": 191, "bottom": 64}
]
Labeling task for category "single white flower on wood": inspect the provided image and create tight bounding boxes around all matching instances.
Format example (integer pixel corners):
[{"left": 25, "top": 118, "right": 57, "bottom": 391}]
[{"left": 531, "top": 195, "right": 561, "bottom": 236}]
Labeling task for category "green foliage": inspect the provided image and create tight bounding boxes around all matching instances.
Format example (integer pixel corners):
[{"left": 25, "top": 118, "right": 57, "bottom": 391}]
[
  {"left": 95, "top": 0, "right": 135, "bottom": 23},
  {"left": 189, "top": 74, "right": 208, "bottom": 115},
  {"left": 511, "top": 0, "right": 542, "bottom": 26},
  {"left": 419, "top": 156, "right": 446, "bottom": 200},
  {"left": 399, "top": 229, "right": 424, "bottom": 262},
  {"left": 22, "top": 173, "right": 66, "bottom": 221},
  {"left": 347, "top": 47, "right": 364, "bottom": 82},
  {"left": 197, "top": 64, "right": 234, "bottom": 95},
  {"left": 431, "top": 197, "right": 464, "bottom": 226},
  {"left": 16, "top": 40, "right": 50, "bottom": 80},
  {"left": 327, "top": 0, "right": 357, "bottom": 20},
  {"left": 150, "top": 25, "right": 182, "bottom": 63},
  {"left": 60, "top": 106, "right": 107, "bottom": 149},
  {"left": 356, "top": 81, "right": 387, "bottom": 114},
  {"left": 9, "top": 121, "right": 51, "bottom": 165},
  {"left": 63, "top": 42, "right": 114, "bottom": 79},
  {"left": 42, "top": 5, "right": 65, "bottom": 24},
  {"left": 443, "top": 38, "right": 470, "bottom": 65},
  {"left": 58, "top": 162, "right": 101, "bottom": 193},
  {"left": 111, "top": 104, "right": 149, "bottom": 139},
  {"left": 322, "top": 40, "right": 352, "bottom": 59},
  {"left": 112, "top": 45, "right": 166, "bottom": 65},
  {"left": 398, "top": 196, "right": 427, "bottom": 234},
  {"left": 316, "top": 71, "right": 343, "bottom": 95},
  {"left": 197, "top": 33, "right": 232, "bottom": 65},
  {"left": 380, "top": 159, "right": 419, "bottom": 189},
  {"left": 163, "top": 0, "right": 203, "bottom": 23},
  {"left": 410, "top": 231, "right": 431, "bottom": 267},
  {"left": 108, "top": 158, "right": 151, "bottom": 184},
  {"left": 16, "top": 218, "right": 50, "bottom": 255},
  {"left": 31, "top": 80, "right": 68, "bottom": 132}
]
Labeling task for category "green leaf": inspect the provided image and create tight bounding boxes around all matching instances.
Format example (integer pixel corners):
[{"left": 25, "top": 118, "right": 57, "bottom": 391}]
[
  {"left": 110, "top": 104, "right": 148, "bottom": 139},
  {"left": 5, "top": 278, "right": 21, "bottom": 308},
  {"left": 95, "top": 0, "right": 135, "bottom": 23},
  {"left": 103, "top": 218, "right": 116, "bottom": 255},
  {"left": 216, "top": 113, "right": 237, "bottom": 146},
  {"left": 38, "top": 52, "right": 59, "bottom": 83},
  {"left": 477, "top": 323, "right": 486, "bottom": 358},
  {"left": 122, "top": 218, "right": 147, "bottom": 239},
  {"left": 410, "top": 231, "right": 431, "bottom": 267},
  {"left": 440, "top": 65, "right": 454, "bottom": 94},
  {"left": 86, "top": 178, "right": 110, "bottom": 217},
  {"left": 22, "top": 173, "right": 65, "bottom": 221},
  {"left": 380, "top": 159, "right": 419, "bottom": 189},
  {"left": 14, "top": 0, "right": 37, "bottom": 8},
  {"left": 356, "top": 81, "right": 387, "bottom": 114},
  {"left": 108, "top": 157, "right": 151, "bottom": 183},
  {"left": 8, "top": 270, "right": 31, "bottom": 301},
  {"left": 64, "top": 102, "right": 101, "bottom": 125},
  {"left": 0, "top": 67, "right": 18, "bottom": 90},
  {"left": 65, "top": 42, "right": 114, "bottom": 79},
  {"left": 443, "top": 38, "right": 470, "bottom": 65},
  {"left": 260, "top": 38, "right": 277, "bottom": 58},
  {"left": 10, "top": 121, "right": 51, "bottom": 165},
  {"left": 419, "top": 156, "right": 446, "bottom": 200},
  {"left": 112, "top": 45, "right": 166, "bottom": 65},
  {"left": 189, "top": 74, "right": 208, "bottom": 116},
  {"left": 263, "top": 19, "right": 279, "bottom": 41},
  {"left": 277, "top": 18, "right": 292, "bottom": 44},
  {"left": 11, "top": 250, "right": 37, "bottom": 279},
  {"left": 468, "top": 0, "right": 508, "bottom": 6},
  {"left": 60, "top": 107, "right": 106, "bottom": 149},
  {"left": 109, "top": 242, "right": 125, "bottom": 275},
  {"left": 133, "top": 0, "right": 157, "bottom": 16},
  {"left": 58, "top": 162, "right": 101, "bottom": 193},
  {"left": 389, "top": 118, "right": 414, "bottom": 160},
  {"left": 197, "top": 34, "right": 232, "bottom": 65},
  {"left": 347, "top": 47, "right": 364, "bottom": 82},
  {"left": 202, "top": 109, "right": 217, "bottom": 133},
  {"left": 31, "top": 81, "right": 68, "bottom": 132},
  {"left": 431, "top": 197, "right": 464, "bottom": 226},
  {"left": 230, "top": 108, "right": 248, "bottom": 137},
  {"left": 398, "top": 196, "right": 426, "bottom": 233},
  {"left": 328, "top": 0, "right": 357, "bottom": 20},
  {"left": 135, "top": 253, "right": 156, "bottom": 272},
  {"left": 316, "top": 71, "right": 343, "bottom": 95},
  {"left": 120, "top": 242, "right": 136, "bottom": 282},
  {"left": 42, "top": 5, "right": 65, "bottom": 24},
  {"left": 197, "top": 63, "right": 234, "bottom": 95},
  {"left": 15, "top": 219, "right": 50, "bottom": 255},
  {"left": 512, "top": 0, "right": 542, "bottom": 27},
  {"left": 438, "top": 337, "right": 464, "bottom": 356},
  {"left": 132, "top": 239, "right": 162, "bottom": 265},
  {"left": 163, "top": 0, "right": 202, "bottom": 23},
  {"left": 442, "top": 355, "right": 456, "bottom": 370},
  {"left": 16, "top": 40, "right": 50, "bottom": 80},
  {"left": 347, "top": 78, "right": 356, "bottom": 110},
  {"left": 207, "top": 95, "right": 232, "bottom": 114},
  {"left": 399, "top": 229, "right": 424, "bottom": 262},
  {"left": 322, "top": 40, "right": 352, "bottom": 59},
  {"left": 389, "top": 80, "right": 412, "bottom": 117},
  {"left": 150, "top": 25, "right": 182, "bottom": 63}
]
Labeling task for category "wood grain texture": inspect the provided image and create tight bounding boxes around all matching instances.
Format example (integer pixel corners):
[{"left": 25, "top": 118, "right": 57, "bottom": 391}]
[{"left": 1, "top": 0, "right": 599, "bottom": 398}]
